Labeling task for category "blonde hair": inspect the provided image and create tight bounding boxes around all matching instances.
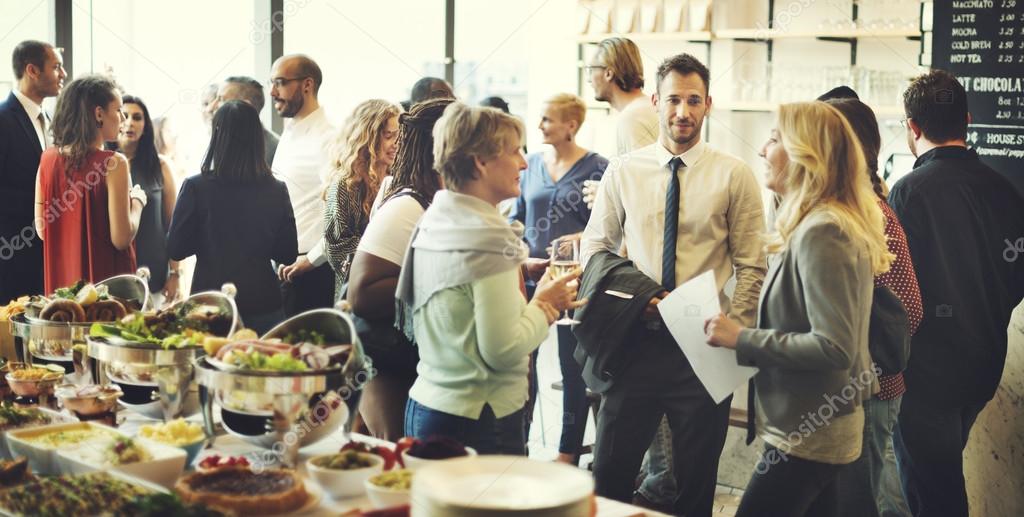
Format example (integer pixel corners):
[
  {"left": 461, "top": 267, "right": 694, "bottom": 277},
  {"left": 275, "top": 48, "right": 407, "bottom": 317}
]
[
  {"left": 326, "top": 99, "right": 401, "bottom": 216},
  {"left": 432, "top": 102, "right": 524, "bottom": 191},
  {"left": 769, "top": 102, "right": 893, "bottom": 275},
  {"left": 545, "top": 93, "right": 587, "bottom": 133},
  {"left": 596, "top": 37, "right": 645, "bottom": 92}
]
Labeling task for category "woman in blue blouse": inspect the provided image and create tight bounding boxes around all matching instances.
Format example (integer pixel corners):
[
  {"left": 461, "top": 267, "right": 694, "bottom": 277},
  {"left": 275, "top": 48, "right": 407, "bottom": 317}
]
[{"left": 510, "top": 93, "right": 608, "bottom": 464}]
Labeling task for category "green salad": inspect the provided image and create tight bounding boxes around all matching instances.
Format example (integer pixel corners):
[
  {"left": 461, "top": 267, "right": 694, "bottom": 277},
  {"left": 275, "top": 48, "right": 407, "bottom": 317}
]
[{"left": 89, "top": 301, "right": 229, "bottom": 349}]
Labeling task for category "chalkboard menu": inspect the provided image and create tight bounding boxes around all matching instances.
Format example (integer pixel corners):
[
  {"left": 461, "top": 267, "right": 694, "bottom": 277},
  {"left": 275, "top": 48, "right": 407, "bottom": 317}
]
[{"left": 932, "top": 0, "right": 1024, "bottom": 194}]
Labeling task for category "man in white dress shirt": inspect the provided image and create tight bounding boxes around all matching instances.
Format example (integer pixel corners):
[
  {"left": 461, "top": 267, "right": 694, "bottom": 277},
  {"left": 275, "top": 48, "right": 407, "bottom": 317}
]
[
  {"left": 0, "top": 40, "right": 65, "bottom": 302},
  {"left": 270, "top": 54, "right": 336, "bottom": 316},
  {"left": 581, "top": 53, "right": 766, "bottom": 516}
]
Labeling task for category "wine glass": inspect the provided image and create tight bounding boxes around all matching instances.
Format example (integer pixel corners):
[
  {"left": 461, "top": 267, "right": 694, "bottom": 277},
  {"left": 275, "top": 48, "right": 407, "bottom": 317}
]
[{"left": 550, "top": 236, "right": 581, "bottom": 326}]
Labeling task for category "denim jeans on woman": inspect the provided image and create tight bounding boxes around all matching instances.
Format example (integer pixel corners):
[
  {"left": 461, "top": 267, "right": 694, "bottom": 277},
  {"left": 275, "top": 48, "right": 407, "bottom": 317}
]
[
  {"left": 404, "top": 398, "right": 526, "bottom": 455},
  {"left": 837, "top": 396, "right": 912, "bottom": 517}
]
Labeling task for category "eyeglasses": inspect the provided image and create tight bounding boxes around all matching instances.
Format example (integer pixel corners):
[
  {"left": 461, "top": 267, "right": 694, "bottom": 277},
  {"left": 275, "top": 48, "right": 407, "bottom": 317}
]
[
  {"left": 898, "top": 118, "right": 911, "bottom": 129},
  {"left": 268, "top": 76, "right": 309, "bottom": 89},
  {"left": 583, "top": 65, "right": 606, "bottom": 72}
]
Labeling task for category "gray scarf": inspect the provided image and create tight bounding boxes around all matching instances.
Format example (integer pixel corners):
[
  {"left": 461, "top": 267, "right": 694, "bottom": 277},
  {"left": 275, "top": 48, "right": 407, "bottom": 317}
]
[{"left": 395, "top": 190, "right": 527, "bottom": 338}]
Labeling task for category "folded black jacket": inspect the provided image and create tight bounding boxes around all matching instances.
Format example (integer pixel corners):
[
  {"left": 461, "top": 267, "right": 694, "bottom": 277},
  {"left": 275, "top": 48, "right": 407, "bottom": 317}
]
[{"left": 572, "top": 250, "right": 664, "bottom": 393}]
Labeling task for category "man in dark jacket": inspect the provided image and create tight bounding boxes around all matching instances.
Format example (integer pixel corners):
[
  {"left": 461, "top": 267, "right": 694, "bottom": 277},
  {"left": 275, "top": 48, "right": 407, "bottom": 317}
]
[
  {"left": 889, "top": 69, "right": 1024, "bottom": 517},
  {"left": 573, "top": 250, "right": 664, "bottom": 394},
  {"left": 0, "top": 41, "right": 65, "bottom": 302}
]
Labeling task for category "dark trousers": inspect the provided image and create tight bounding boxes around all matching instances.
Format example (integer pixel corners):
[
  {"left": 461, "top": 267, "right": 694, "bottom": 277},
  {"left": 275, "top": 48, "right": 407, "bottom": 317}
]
[
  {"left": 592, "top": 330, "right": 731, "bottom": 517},
  {"left": 557, "top": 324, "right": 589, "bottom": 456},
  {"left": 893, "top": 391, "right": 986, "bottom": 517},
  {"left": 0, "top": 223, "right": 42, "bottom": 301},
  {"left": 736, "top": 445, "right": 846, "bottom": 517},
  {"left": 243, "top": 308, "right": 286, "bottom": 336},
  {"left": 280, "top": 261, "right": 335, "bottom": 317}
]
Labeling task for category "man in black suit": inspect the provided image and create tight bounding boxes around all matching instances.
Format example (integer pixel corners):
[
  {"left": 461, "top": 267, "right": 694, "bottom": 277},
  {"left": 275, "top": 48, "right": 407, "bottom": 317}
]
[{"left": 0, "top": 41, "right": 65, "bottom": 302}]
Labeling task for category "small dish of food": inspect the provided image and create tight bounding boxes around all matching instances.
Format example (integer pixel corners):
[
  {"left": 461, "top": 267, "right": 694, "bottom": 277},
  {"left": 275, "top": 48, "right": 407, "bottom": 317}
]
[
  {"left": 138, "top": 418, "right": 206, "bottom": 466},
  {"left": 55, "top": 383, "right": 122, "bottom": 416},
  {"left": 398, "top": 436, "right": 476, "bottom": 471},
  {"left": 4, "top": 364, "right": 64, "bottom": 398},
  {"left": 364, "top": 469, "right": 414, "bottom": 509},
  {"left": 306, "top": 450, "right": 384, "bottom": 499}
]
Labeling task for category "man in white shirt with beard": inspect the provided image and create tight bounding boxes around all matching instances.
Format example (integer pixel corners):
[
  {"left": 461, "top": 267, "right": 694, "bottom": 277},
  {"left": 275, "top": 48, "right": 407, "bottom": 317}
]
[{"left": 270, "top": 54, "right": 336, "bottom": 316}]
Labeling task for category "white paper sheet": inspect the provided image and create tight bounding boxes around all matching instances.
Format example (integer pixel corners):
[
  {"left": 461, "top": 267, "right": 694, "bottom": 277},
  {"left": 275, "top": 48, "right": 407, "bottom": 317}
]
[{"left": 657, "top": 270, "right": 758, "bottom": 403}]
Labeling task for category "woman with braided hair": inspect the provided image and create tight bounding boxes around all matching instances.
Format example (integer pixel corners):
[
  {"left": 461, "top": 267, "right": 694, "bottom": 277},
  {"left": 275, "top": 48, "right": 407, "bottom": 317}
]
[{"left": 345, "top": 97, "right": 453, "bottom": 440}]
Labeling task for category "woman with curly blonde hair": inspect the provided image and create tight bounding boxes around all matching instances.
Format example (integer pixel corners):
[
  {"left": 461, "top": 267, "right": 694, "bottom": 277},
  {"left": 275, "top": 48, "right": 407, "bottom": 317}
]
[
  {"left": 323, "top": 99, "right": 400, "bottom": 300},
  {"left": 705, "top": 101, "right": 892, "bottom": 517}
]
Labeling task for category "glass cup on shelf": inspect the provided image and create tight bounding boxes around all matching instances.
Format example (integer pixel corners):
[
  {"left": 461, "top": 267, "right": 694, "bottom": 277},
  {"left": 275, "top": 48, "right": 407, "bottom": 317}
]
[{"left": 550, "top": 236, "right": 581, "bottom": 326}]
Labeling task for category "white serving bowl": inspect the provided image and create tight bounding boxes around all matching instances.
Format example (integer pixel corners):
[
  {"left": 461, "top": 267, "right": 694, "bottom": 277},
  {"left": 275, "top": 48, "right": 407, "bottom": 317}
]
[
  {"left": 57, "top": 435, "right": 187, "bottom": 489},
  {"left": 400, "top": 446, "right": 477, "bottom": 471},
  {"left": 306, "top": 451, "right": 384, "bottom": 499},
  {"left": 5, "top": 421, "right": 120, "bottom": 475},
  {"left": 364, "top": 469, "right": 413, "bottom": 509},
  {"left": 0, "top": 407, "right": 76, "bottom": 460}
]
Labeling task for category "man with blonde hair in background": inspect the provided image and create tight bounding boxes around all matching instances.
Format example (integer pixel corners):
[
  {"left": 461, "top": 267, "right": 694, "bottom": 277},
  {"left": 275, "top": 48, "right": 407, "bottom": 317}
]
[
  {"left": 583, "top": 37, "right": 677, "bottom": 512},
  {"left": 586, "top": 37, "right": 658, "bottom": 155}
]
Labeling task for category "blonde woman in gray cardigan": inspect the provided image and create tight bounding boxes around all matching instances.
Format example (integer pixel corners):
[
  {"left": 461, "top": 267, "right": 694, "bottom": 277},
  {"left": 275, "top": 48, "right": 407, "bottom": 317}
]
[
  {"left": 396, "top": 102, "right": 584, "bottom": 455},
  {"left": 705, "top": 101, "right": 893, "bottom": 517}
]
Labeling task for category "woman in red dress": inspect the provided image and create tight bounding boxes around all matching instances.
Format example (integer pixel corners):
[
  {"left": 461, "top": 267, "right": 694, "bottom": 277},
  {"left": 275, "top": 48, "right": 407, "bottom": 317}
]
[{"left": 33, "top": 75, "right": 147, "bottom": 293}]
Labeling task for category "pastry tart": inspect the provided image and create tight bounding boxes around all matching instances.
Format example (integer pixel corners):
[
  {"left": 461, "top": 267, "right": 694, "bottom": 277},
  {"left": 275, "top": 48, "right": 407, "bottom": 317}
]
[{"left": 175, "top": 466, "right": 308, "bottom": 515}]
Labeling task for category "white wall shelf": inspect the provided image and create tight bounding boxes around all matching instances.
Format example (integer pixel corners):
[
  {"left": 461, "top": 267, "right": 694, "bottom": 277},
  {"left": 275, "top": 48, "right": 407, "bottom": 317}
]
[
  {"left": 717, "top": 102, "right": 905, "bottom": 118},
  {"left": 576, "top": 31, "right": 712, "bottom": 43},
  {"left": 715, "top": 27, "right": 921, "bottom": 41},
  {"left": 575, "top": 28, "right": 920, "bottom": 45}
]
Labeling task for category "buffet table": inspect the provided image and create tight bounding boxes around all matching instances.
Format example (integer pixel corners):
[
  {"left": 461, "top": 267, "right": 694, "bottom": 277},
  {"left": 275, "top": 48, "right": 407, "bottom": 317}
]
[{"left": 118, "top": 412, "right": 669, "bottom": 517}]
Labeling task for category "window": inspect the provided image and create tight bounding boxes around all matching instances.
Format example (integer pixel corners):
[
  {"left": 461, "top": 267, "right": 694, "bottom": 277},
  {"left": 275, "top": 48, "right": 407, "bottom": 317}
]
[
  {"left": 74, "top": 0, "right": 259, "bottom": 177},
  {"left": 0, "top": 0, "right": 52, "bottom": 99},
  {"left": 284, "top": 0, "right": 445, "bottom": 124}
]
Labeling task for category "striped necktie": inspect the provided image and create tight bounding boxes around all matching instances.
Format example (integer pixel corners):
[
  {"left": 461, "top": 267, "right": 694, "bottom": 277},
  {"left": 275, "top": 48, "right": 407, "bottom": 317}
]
[{"left": 662, "top": 157, "right": 683, "bottom": 291}]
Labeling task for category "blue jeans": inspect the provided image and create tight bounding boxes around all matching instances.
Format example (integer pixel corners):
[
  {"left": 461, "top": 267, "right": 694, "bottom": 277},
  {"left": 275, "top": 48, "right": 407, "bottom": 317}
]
[
  {"left": 837, "top": 396, "right": 911, "bottom": 517},
  {"left": 404, "top": 398, "right": 526, "bottom": 455},
  {"left": 637, "top": 417, "right": 676, "bottom": 504}
]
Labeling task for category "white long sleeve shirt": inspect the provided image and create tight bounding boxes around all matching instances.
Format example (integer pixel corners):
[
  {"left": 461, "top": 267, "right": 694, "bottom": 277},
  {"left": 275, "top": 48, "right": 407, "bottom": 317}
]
[
  {"left": 581, "top": 140, "right": 767, "bottom": 326},
  {"left": 271, "top": 107, "right": 335, "bottom": 264}
]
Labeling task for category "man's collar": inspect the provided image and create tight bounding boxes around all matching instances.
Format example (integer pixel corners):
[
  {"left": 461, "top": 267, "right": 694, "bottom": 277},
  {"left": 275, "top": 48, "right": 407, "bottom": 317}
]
[
  {"left": 913, "top": 145, "right": 975, "bottom": 169},
  {"left": 655, "top": 139, "right": 705, "bottom": 169},
  {"left": 284, "top": 105, "right": 326, "bottom": 135},
  {"left": 12, "top": 88, "right": 42, "bottom": 120}
]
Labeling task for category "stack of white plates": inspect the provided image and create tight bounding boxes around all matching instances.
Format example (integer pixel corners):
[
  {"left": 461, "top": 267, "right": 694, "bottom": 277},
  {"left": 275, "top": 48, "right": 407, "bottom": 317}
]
[{"left": 411, "top": 455, "right": 594, "bottom": 517}]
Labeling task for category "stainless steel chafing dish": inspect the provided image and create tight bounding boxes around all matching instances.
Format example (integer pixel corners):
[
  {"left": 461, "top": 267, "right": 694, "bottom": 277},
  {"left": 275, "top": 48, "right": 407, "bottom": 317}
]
[
  {"left": 87, "top": 285, "right": 240, "bottom": 420},
  {"left": 10, "top": 269, "right": 151, "bottom": 373},
  {"left": 195, "top": 307, "right": 372, "bottom": 468}
]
